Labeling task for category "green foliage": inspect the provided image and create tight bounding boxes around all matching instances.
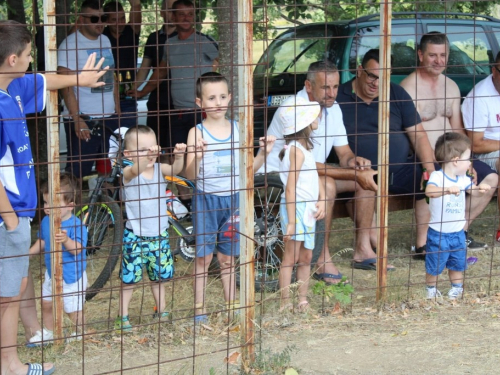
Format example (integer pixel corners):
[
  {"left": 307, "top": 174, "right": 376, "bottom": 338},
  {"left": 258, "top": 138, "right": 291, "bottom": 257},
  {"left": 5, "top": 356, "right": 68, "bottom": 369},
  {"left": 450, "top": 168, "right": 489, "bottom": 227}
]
[
  {"left": 248, "top": 345, "right": 299, "bottom": 375},
  {"left": 312, "top": 278, "right": 354, "bottom": 306}
]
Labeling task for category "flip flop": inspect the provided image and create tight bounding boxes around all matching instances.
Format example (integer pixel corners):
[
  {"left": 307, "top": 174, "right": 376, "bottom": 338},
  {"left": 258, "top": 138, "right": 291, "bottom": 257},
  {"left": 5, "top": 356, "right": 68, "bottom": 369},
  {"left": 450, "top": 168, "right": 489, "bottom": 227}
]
[
  {"left": 25, "top": 363, "right": 55, "bottom": 375},
  {"left": 312, "top": 272, "right": 344, "bottom": 285},
  {"left": 194, "top": 314, "right": 209, "bottom": 324},
  {"left": 351, "top": 258, "right": 396, "bottom": 271}
]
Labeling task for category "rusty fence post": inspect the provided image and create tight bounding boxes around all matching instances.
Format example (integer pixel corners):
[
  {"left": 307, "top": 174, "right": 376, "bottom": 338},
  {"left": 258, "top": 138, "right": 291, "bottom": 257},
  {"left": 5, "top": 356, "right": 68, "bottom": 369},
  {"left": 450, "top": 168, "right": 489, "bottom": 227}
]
[
  {"left": 43, "top": 0, "right": 64, "bottom": 343},
  {"left": 238, "top": 0, "right": 255, "bottom": 368},
  {"left": 376, "top": 1, "right": 392, "bottom": 302}
]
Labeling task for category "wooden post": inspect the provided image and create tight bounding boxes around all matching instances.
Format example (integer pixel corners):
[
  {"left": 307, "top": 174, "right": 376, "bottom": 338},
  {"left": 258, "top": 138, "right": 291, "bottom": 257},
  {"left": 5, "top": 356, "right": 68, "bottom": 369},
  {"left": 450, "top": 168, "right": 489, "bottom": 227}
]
[
  {"left": 43, "top": 0, "right": 64, "bottom": 342},
  {"left": 238, "top": 0, "right": 255, "bottom": 368},
  {"left": 376, "top": 2, "right": 392, "bottom": 301}
]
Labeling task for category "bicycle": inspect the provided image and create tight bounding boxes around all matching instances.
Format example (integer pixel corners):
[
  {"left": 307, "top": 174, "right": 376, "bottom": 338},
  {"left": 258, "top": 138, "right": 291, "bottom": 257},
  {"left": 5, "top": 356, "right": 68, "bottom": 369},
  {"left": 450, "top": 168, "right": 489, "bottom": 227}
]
[
  {"left": 76, "top": 119, "right": 126, "bottom": 301},
  {"left": 169, "top": 173, "right": 285, "bottom": 292}
]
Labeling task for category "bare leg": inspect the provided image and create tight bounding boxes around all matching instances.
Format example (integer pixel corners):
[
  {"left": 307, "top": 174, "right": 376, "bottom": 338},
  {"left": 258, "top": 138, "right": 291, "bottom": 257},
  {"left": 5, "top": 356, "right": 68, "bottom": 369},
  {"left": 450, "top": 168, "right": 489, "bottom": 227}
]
[
  {"left": 279, "top": 239, "right": 301, "bottom": 308},
  {"left": 415, "top": 198, "right": 430, "bottom": 249},
  {"left": 150, "top": 281, "right": 166, "bottom": 313},
  {"left": 464, "top": 173, "right": 497, "bottom": 231},
  {"left": 448, "top": 270, "right": 464, "bottom": 286},
  {"left": 194, "top": 253, "right": 213, "bottom": 316},
  {"left": 296, "top": 247, "right": 312, "bottom": 306},
  {"left": 216, "top": 253, "right": 236, "bottom": 303},
  {"left": 1, "top": 277, "right": 54, "bottom": 375},
  {"left": 425, "top": 273, "right": 438, "bottom": 287},
  {"left": 67, "top": 310, "right": 85, "bottom": 334},
  {"left": 19, "top": 271, "right": 41, "bottom": 341},
  {"left": 41, "top": 300, "right": 53, "bottom": 331},
  {"left": 118, "top": 284, "right": 135, "bottom": 317},
  {"left": 311, "top": 176, "right": 341, "bottom": 283}
]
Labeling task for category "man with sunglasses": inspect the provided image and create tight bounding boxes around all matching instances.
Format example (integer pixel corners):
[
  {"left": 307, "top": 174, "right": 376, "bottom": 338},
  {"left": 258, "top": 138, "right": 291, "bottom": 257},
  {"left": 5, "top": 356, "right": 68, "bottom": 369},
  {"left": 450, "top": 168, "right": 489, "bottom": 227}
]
[
  {"left": 58, "top": 0, "right": 119, "bottom": 180},
  {"left": 103, "top": 0, "right": 142, "bottom": 129},
  {"left": 336, "top": 48, "right": 435, "bottom": 270},
  {"left": 401, "top": 33, "right": 497, "bottom": 255},
  {"left": 462, "top": 51, "right": 500, "bottom": 243}
]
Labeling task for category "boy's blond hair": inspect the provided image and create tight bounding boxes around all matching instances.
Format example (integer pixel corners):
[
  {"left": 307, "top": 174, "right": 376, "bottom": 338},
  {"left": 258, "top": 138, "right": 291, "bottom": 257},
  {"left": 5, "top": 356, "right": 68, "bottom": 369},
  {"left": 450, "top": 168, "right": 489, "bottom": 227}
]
[
  {"left": 434, "top": 132, "right": 471, "bottom": 165},
  {"left": 124, "top": 125, "right": 156, "bottom": 150},
  {"left": 40, "top": 173, "right": 79, "bottom": 205}
]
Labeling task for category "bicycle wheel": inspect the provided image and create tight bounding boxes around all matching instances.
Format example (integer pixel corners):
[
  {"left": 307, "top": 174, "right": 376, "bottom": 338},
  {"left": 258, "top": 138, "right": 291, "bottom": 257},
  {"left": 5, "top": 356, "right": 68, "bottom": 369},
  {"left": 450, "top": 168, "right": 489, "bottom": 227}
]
[
  {"left": 78, "top": 195, "right": 123, "bottom": 301},
  {"left": 241, "top": 175, "right": 285, "bottom": 292}
]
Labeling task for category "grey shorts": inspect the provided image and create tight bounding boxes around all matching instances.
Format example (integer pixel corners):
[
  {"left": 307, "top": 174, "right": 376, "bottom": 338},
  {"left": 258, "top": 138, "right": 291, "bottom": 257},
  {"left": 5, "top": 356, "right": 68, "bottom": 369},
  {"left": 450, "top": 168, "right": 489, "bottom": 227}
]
[{"left": 0, "top": 217, "right": 31, "bottom": 297}]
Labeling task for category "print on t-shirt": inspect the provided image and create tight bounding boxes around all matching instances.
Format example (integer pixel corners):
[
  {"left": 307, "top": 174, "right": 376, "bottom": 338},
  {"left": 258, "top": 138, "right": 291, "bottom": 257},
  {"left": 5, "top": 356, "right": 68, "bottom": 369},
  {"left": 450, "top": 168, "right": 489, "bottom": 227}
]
[{"left": 88, "top": 48, "right": 114, "bottom": 93}]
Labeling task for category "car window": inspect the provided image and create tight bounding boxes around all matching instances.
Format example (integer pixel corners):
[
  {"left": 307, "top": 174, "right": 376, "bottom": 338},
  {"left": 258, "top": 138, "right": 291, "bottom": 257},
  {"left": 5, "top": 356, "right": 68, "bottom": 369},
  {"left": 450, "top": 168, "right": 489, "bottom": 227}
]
[
  {"left": 349, "top": 25, "right": 417, "bottom": 74},
  {"left": 426, "top": 25, "right": 490, "bottom": 75},
  {"left": 256, "top": 29, "right": 332, "bottom": 76},
  {"left": 493, "top": 28, "right": 500, "bottom": 56}
]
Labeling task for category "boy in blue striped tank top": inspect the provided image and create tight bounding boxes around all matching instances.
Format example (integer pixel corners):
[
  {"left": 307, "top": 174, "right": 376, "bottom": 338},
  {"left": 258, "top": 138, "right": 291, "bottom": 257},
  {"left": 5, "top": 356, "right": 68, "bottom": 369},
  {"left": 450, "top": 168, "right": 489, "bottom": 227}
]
[{"left": 185, "top": 72, "right": 275, "bottom": 323}]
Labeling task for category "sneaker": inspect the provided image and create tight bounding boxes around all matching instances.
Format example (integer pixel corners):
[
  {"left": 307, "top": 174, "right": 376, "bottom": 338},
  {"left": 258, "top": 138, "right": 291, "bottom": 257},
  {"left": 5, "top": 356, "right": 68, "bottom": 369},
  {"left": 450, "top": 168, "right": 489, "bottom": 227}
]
[
  {"left": 426, "top": 287, "right": 442, "bottom": 299},
  {"left": 28, "top": 328, "right": 54, "bottom": 346},
  {"left": 114, "top": 315, "right": 133, "bottom": 333},
  {"left": 153, "top": 310, "right": 169, "bottom": 321},
  {"left": 66, "top": 331, "right": 83, "bottom": 343},
  {"left": 465, "top": 235, "right": 487, "bottom": 251},
  {"left": 447, "top": 286, "right": 464, "bottom": 300}
]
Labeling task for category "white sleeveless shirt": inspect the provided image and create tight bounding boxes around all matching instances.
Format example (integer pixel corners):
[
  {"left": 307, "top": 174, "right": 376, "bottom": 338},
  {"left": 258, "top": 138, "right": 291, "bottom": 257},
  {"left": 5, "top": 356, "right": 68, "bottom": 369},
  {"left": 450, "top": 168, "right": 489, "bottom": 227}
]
[
  {"left": 196, "top": 121, "right": 240, "bottom": 196},
  {"left": 279, "top": 141, "right": 319, "bottom": 203}
]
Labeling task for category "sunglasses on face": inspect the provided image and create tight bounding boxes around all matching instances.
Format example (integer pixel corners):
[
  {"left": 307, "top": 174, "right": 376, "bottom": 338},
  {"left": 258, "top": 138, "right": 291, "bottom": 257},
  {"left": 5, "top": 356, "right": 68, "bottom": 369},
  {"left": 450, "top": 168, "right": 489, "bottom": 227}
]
[{"left": 82, "top": 14, "right": 107, "bottom": 23}]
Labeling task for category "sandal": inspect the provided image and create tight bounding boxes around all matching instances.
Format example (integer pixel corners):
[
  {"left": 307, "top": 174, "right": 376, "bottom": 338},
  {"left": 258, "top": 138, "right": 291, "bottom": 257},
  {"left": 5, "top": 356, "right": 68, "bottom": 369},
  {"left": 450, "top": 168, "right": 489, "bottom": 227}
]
[
  {"left": 297, "top": 301, "right": 310, "bottom": 313},
  {"left": 114, "top": 315, "right": 133, "bottom": 333}
]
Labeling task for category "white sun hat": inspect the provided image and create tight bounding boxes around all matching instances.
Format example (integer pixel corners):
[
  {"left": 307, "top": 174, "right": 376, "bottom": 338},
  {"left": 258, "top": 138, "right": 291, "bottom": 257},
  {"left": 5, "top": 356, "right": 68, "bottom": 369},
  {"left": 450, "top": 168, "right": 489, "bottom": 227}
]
[{"left": 276, "top": 96, "right": 321, "bottom": 136}]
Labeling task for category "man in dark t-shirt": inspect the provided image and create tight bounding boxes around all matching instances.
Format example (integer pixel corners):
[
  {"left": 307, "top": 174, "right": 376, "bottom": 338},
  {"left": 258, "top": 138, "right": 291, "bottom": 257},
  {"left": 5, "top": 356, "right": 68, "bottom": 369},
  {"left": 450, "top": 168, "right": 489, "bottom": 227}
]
[
  {"left": 336, "top": 49, "right": 435, "bottom": 267},
  {"left": 136, "top": 0, "right": 177, "bottom": 146},
  {"left": 103, "top": 0, "right": 141, "bottom": 128}
]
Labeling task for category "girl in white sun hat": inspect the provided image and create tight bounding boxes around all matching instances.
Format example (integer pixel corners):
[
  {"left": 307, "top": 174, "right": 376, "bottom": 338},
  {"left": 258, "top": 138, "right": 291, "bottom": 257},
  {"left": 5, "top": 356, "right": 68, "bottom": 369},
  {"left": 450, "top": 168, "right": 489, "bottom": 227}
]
[{"left": 277, "top": 95, "right": 326, "bottom": 313}]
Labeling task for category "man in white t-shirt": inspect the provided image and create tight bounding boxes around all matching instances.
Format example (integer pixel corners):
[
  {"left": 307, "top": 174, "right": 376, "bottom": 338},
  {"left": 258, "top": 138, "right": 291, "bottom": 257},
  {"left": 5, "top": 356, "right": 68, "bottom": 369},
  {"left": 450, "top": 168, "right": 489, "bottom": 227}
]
[
  {"left": 58, "top": 0, "right": 119, "bottom": 179},
  {"left": 257, "top": 60, "right": 384, "bottom": 284},
  {"left": 462, "top": 51, "right": 500, "bottom": 241}
]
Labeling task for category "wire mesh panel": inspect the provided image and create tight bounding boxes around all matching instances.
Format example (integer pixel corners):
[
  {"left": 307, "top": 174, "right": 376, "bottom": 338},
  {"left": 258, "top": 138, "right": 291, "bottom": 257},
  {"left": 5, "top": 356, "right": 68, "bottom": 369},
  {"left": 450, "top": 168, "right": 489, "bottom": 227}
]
[{"left": 1, "top": 0, "right": 500, "bottom": 373}]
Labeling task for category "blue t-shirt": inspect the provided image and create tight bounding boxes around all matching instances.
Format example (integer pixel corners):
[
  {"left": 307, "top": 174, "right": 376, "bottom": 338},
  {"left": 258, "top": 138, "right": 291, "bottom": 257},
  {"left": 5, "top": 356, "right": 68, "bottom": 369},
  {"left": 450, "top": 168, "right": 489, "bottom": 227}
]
[
  {"left": 0, "top": 74, "right": 46, "bottom": 224},
  {"left": 40, "top": 215, "right": 88, "bottom": 284},
  {"left": 336, "top": 80, "right": 421, "bottom": 172}
]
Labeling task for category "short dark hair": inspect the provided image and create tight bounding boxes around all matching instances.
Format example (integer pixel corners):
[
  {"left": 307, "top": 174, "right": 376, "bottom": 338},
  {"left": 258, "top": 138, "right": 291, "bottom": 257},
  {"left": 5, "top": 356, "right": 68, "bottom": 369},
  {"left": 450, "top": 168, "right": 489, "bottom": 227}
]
[
  {"left": 0, "top": 20, "right": 31, "bottom": 66},
  {"left": 196, "top": 72, "right": 229, "bottom": 99},
  {"left": 419, "top": 32, "right": 449, "bottom": 53},
  {"left": 306, "top": 60, "right": 338, "bottom": 83},
  {"left": 361, "top": 49, "right": 380, "bottom": 68},
  {"left": 434, "top": 132, "right": 471, "bottom": 165},
  {"left": 103, "top": 1, "right": 124, "bottom": 13},
  {"left": 40, "top": 173, "right": 79, "bottom": 205},
  {"left": 172, "top": 0, "right": 194, "bottom": 10},
  {"left": 80, "top": 0, "right": 102, "bottom": 12},
  {"left": 124, "top": 125, "right": 156, "bottom": 150}
]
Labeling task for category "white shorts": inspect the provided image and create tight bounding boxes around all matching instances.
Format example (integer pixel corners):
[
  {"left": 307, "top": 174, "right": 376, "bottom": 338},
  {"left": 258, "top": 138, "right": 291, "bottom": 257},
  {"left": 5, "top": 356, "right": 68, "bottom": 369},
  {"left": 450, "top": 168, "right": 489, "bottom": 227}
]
[
  {"left": 42, "top": 270, "right": 88, "bottom": 313},
  {"left": 475, "top": 151, "right": 500, "bottom": 172}
]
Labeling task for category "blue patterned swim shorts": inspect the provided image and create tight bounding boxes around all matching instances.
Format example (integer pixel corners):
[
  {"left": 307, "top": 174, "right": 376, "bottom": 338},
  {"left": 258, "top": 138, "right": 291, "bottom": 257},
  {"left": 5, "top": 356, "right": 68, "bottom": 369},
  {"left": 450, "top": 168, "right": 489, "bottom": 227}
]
[{"left": 120, "top": 227, "right": 174, "bottom": 284}]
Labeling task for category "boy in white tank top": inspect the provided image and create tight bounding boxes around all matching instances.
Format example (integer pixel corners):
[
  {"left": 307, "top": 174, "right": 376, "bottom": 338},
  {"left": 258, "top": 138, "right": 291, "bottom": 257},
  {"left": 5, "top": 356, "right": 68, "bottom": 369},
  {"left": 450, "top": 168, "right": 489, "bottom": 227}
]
[{"left": 185, "top": 72, "right": 275, "bottom": 323}]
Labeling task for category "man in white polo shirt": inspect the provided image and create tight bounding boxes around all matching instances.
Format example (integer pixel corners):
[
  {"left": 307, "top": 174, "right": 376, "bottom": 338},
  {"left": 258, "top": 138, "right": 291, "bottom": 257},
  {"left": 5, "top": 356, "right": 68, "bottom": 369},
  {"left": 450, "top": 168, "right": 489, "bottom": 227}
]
[
  {"left": 257, "top": 60, "right": 383, "bottom": 284},
  {"left": 462, "top": 51, "right": 500, "bottom": 241}
]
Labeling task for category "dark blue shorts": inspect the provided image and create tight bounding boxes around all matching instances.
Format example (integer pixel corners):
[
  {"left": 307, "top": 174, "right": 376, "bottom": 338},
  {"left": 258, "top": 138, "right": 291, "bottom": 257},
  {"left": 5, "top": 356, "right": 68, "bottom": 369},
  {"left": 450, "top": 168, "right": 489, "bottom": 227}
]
[
  {"left": 425, "top": 227, "right": 467, "bottom": 276},
  {"left": 389, "top": 160, "right": 426, "bottom": 200},
  {"left": 194, "top": 191, "right": 240, "bottom": 257}
]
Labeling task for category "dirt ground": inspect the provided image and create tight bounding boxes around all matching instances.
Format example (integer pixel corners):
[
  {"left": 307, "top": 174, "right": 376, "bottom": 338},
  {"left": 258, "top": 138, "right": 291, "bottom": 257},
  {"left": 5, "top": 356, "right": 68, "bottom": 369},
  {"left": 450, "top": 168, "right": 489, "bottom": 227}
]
[{"left": 17, "top": 201, "right": 500, "bottom": 374}]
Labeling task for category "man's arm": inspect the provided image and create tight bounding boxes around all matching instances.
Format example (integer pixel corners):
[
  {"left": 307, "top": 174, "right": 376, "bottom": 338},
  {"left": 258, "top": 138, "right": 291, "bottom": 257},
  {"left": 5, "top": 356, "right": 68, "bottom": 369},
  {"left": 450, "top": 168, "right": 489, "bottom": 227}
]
[
  {"left": 335, "top": 144, "right": 371, "bottom": 170},
  {"left": 466, "top": 130, "right": 500, "bottom": 154},
  {"left": 316, "top": 162, "right": 378, "bottom": 192},
  {"left": 406, "top": 123, "right": 436, "bottom": 172},
  {"left": 134, "top": 57, "right": 152, "bottom": 89},
  {"left": 447, "top": 79, "right": 466, "bottom": 134},
  {"left": 128, "top": 59, "right": 168, "bottom": 98},
  {"left": 129, "top": 0, "right": 142, "bottom": 35}
]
